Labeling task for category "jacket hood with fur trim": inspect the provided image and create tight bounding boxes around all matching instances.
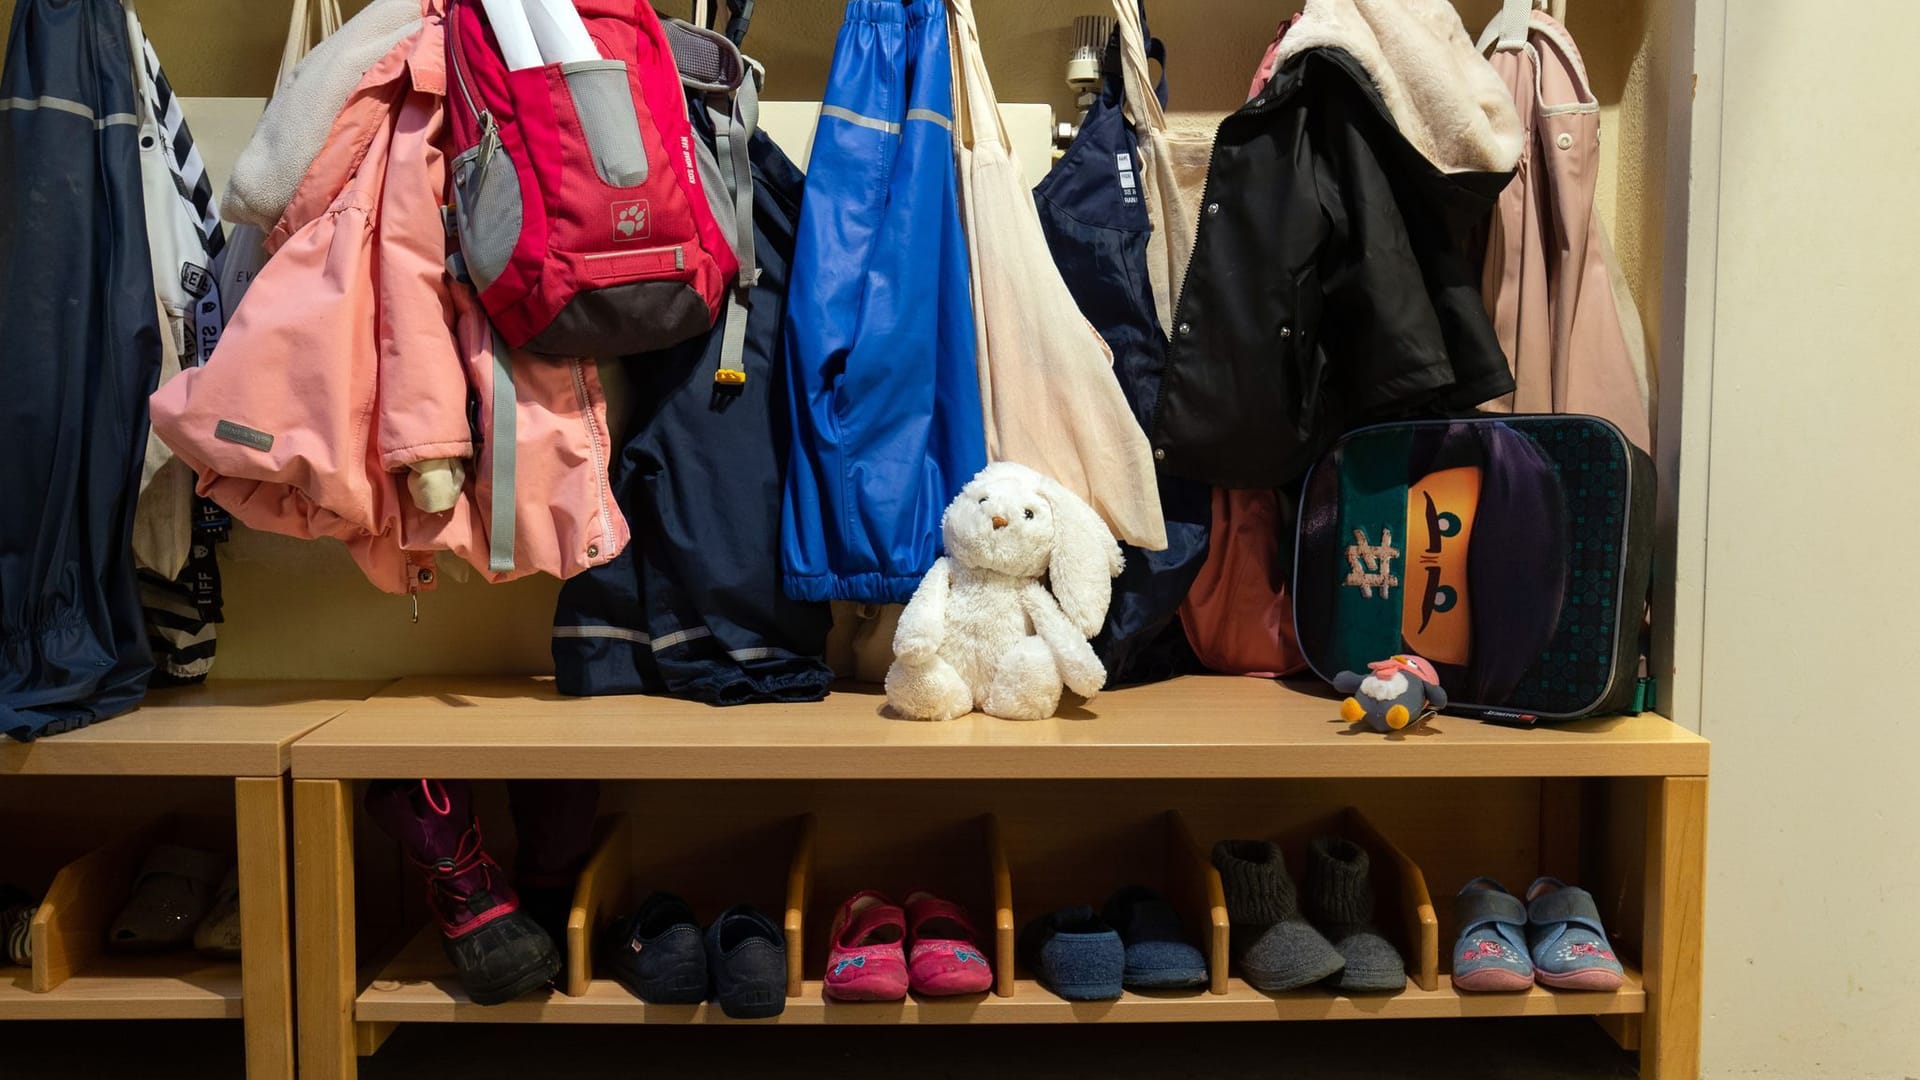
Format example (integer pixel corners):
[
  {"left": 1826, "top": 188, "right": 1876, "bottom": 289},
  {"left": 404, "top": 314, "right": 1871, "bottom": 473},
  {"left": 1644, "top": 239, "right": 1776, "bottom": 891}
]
[{"left": 1273, "top": 0, "right": 1524, "bottom": 174}]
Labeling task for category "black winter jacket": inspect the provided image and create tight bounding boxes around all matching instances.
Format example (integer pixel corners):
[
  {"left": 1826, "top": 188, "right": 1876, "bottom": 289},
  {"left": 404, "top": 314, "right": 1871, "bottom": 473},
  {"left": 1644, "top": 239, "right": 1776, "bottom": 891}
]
[{"left": 1152, "top": 48, "right": 1516, "bottom": 490}]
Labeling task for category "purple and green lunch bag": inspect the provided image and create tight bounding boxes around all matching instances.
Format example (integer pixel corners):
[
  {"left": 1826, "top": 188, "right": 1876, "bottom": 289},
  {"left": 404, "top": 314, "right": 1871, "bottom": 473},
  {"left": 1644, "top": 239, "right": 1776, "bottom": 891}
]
[{"left": 1293, "top": 415, "right": 1654, "bottom": 725}]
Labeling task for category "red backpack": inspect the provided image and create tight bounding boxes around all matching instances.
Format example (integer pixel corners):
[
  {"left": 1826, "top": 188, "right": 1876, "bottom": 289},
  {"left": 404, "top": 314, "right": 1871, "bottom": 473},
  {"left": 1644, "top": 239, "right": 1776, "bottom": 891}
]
[{"left": 446, "top": 0, "right": 738, "bottom": 356}]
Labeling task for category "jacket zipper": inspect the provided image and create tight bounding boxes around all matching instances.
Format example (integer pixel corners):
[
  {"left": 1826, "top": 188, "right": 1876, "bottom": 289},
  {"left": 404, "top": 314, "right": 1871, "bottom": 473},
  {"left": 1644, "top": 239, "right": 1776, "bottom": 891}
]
[
  {"left": 447, "top": 14, "right": 498, "bottom": 170},
  {"left": 569, "top": 359, "right": 617, "bottom": 560}
]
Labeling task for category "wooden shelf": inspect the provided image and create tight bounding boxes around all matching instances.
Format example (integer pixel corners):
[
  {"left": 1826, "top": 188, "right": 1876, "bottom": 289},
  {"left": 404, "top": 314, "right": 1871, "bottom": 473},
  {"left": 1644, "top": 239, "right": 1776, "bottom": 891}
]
[
  {"left": 0, "top": 954, "right": 243, "bottom": 1020},
  {"left": 291, "top": 675, "right": 1706, "bottom": 780},
  {"left": 356, "top": 971, "right": 1642, "bottom": 1025},
  {"left": 0, "top": 679, "right": 389, "bottom": 777}
]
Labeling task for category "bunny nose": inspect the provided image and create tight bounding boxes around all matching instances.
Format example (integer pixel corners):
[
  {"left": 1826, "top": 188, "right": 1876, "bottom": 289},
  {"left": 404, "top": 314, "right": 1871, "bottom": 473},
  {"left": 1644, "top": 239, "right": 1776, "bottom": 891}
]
[{"left": 990, "top": 515, "right": 1009, "bottom": 529}]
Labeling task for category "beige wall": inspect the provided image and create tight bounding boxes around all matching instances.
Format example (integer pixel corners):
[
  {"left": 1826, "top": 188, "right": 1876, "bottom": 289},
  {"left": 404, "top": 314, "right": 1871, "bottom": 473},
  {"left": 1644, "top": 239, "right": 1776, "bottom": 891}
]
[{"left": 1697, "top": 1, "right": 1920, "bottom": 1076}]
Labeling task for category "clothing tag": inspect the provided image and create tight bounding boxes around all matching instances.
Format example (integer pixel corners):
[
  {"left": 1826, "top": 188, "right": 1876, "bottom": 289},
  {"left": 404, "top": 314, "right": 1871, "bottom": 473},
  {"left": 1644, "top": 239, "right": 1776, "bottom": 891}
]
[
  {"left": 1117, "top": 152, "right": 1138, "bottom": 205},
  {"left": 214, "top": 420, "right": 275, "bottom": 452}
]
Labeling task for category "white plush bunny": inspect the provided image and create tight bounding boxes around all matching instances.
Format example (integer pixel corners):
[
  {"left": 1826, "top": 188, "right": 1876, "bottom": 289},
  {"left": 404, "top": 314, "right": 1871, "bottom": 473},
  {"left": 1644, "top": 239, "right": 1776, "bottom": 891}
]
[{"left": 886, "top": 462, "right": 1124, "bottom": 721}]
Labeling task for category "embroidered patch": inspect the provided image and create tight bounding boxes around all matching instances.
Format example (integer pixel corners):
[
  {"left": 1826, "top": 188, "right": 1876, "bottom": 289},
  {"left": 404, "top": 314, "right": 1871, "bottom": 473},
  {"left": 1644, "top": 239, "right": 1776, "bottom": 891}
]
[
  {"left": 953, "top": 949, "right": 984, "bottom": 966},
  {"left": 1344, "top": 527, "right": 1401, "bottom": 598},
  {"left": 1562, "top": 942, "right": 1616, "bottom": 961},
  {"left": 832, "top": 955, "right": 867, "bottom": 977},
  {"left": 1461, "top": 940, "right": 1510, "bottom": 962}
]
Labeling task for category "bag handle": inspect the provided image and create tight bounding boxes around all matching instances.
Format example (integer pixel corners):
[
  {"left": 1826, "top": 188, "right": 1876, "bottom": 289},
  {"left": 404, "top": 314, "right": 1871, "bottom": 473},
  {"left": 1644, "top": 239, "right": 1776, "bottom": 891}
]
[
  {"left": 948, "top": 0, "right": 1010, "bottom": 154},
  {"left": 275, "top": 0, "right": 346, "bottom": 89},
  {"left": 1478, "top": 0, "right": 1545, "bottom": 54},
  {"left": 1109, "top": 0, "right": 1168, "bottom": 135}
]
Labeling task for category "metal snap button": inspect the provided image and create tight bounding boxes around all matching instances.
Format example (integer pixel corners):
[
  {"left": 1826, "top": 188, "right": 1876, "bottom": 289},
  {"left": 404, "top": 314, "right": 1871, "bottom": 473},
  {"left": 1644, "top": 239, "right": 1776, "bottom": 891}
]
[
  {"left": 1153, "top": 447, "right": 1166, "bottom": 461},
  {"left": 1177, "top": 322, "right": 1191, "bottom": 336},
  {"left": 587, "top": 544, "right": 600, "bottom": 559},
  {"left": 417, "top": 568, "right": 434, "bottom": 584},
  {"left": 1557, "top": 132, "right": 1574, "bottom": 150},
  {"left": 1280, "top": 326, "right": 1293, "bottom": 339},
  {"left": 1207, "top": 202, "right": 1220, "bottom": 215}
]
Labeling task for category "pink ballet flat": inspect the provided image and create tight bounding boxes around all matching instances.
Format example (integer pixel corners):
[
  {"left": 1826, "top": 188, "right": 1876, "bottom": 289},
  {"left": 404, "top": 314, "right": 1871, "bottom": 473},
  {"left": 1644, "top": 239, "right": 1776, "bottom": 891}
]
[
  {"left": 905, "top": 891, "right": 994, "bottom": 997},
  {"left": 824, "top": 891, "right": 910, "bottom": 1002}
]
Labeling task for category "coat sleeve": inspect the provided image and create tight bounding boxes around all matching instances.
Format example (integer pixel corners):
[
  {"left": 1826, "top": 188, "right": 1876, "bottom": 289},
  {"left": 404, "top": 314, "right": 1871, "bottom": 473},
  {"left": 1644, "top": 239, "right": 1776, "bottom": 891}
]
[{"left": 372, "top": 92, "right": 474, "bottom": 475}]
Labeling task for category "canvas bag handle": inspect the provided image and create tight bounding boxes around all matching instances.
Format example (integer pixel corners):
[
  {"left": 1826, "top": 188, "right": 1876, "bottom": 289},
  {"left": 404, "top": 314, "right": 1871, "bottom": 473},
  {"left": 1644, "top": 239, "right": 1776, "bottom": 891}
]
[
  {"left": 1479, "top": 0, "right": 1546, "bottom": 53},
  {"left": 1109, "top": 0, "right": 1168, "bottom": 136},
  {"left": 276, "top": 0, "right": 346, "bottom": 89},
  {"left": 947, "top": 0, "right": 1011, "bottom": 154}
]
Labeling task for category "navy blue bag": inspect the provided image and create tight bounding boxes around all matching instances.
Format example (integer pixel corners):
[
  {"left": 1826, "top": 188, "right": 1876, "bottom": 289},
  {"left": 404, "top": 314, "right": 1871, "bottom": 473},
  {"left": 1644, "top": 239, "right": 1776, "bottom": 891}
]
[
  {"left": 1034, "top": 2, "right": 1208, "bottom": 684},
  {"left": 1, "top": 0, "right": 161, "bottom": 739}
]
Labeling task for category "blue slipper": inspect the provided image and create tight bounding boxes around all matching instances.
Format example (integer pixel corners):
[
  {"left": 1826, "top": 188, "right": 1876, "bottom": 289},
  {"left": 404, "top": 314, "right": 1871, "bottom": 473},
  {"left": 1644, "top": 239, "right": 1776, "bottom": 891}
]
[
  {"left": 1525, "top": 878, "right": 1625, "bottom": 991},
  {"left": 1019, "top": 905, "right": 1124, "bottom": 1001},
  {"left": 1451, "top": 878, "right": 1533, "bottom": 992},
  {"left": 603, "top": 893, "right": 708, "bottom": 1005},
  {"left": 1102, "top": 886, "right": 1208, "bottom": 989}
]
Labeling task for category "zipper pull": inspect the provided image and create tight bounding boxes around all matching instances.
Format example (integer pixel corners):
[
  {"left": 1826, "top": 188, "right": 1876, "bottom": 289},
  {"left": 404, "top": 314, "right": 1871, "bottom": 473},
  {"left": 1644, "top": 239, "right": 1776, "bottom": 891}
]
[{"left": 477, "top": 111, "right": 499, "bottom": 175}]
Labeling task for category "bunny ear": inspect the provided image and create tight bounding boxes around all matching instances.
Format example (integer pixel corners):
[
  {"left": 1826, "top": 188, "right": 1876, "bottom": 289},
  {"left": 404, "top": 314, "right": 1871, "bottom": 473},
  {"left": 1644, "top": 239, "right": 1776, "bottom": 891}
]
[{"left": 1040, "top": 475, "right": 1123, "bottom": 637}]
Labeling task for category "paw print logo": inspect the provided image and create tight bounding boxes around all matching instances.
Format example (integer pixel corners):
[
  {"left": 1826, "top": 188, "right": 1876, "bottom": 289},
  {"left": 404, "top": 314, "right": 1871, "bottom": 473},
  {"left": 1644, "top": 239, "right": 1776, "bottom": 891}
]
[{"left": 611, "top": 199, "right": 650, "bottom": 242}]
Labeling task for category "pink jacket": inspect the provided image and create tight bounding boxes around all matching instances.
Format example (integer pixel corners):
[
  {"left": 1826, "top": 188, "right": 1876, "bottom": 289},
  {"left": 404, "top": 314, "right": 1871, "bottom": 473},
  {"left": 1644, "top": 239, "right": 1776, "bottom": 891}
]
[{"left": 150, "top": 4, "right": 626, "bottom": 596}]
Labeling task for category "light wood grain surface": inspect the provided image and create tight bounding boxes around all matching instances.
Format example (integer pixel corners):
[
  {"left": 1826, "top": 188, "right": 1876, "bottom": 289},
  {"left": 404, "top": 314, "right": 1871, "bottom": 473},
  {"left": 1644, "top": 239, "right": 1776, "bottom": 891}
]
[
  {"left": 290, "top": 676, "right": 1707, "bottom": 780},
  {"left": 355, "top": 961, "right": 1644, "bottom": 1025},
  {"left": 0, "top": 953, "right": 242, "bottom": 1019},
  {"left": 1, "top": 680, "right": 389, "bottom": 777}
]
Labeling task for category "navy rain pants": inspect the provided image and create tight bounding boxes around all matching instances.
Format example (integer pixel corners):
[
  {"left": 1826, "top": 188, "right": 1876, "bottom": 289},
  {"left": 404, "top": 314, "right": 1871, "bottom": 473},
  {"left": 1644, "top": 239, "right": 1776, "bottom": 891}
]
[
  {"left": 1, "top": 0, "right": 161, "bottom": 739},
  {"left": 1033, "top": 9, "right": 1208, "bottom": 684},
  {"left": 553, "top": 130, "right": 834, "bottom": 705}
]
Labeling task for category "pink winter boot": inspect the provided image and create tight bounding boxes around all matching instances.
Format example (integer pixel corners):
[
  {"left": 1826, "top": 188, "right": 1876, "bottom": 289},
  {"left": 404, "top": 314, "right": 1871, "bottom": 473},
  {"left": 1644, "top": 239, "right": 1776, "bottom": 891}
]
[{"left": 364, "top": 780, "right": 560, "bottom": 1005}]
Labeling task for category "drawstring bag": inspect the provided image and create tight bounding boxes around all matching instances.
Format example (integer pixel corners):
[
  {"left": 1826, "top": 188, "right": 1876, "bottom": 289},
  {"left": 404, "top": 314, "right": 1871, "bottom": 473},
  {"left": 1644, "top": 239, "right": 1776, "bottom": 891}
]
[
  {"left": 216, "top": 0, "right": 343, "bottom": 320},
  {"left": 1110, "top": 0, "right": 1194, "bottom": 331},
  {"left": 948, "top": 0, "right": 1165, "bottom": 553},
  {"left": 780, "top": 0, "right": 985, "bottom": 605},
  {"left": 1032, "top": 0, "right": 1208, "bottom": 682}
]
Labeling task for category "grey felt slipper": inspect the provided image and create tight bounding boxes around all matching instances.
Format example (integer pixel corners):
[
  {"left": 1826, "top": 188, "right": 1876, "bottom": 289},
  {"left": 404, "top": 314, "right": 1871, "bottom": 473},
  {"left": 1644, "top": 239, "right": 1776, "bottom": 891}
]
[
  {"left": 1211, "top": 840, "right": 1344, "bottom": 991},
  {"left": 109, "top": 845, "right": 228, "bottom": 952},
  {"left": 1302, "top": 836, "right": 1405, "bottom": 993}
]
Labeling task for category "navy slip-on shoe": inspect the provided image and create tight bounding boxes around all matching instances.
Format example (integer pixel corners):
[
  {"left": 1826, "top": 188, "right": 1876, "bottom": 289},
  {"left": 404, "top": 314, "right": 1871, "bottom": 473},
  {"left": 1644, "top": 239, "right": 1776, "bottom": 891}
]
[
  {"left": 1103, "top": 886, "right": 1209, "bottom": 990},
  {"left": 603, "top": 893, "right": 709, "bottom": 1005},
  {"left": 1020, "top": 905, "right": 1125, "bottom": 1001},
  {"left": 705, "top": 905, "right": 787, "bottom": 1019}
]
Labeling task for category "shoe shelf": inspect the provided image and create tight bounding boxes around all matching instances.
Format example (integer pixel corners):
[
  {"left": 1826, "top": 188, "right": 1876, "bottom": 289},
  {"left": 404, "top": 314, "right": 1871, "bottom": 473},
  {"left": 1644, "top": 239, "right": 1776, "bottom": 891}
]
[
  {"left": 0, "top": 680, "right": 385, "bottom": 1080},
  {"left": 289, "top": 675, "right": 1709, "bottom": 781},
  {"left": 291, "top": 684, "right": 1707, "bottom": 1080}
]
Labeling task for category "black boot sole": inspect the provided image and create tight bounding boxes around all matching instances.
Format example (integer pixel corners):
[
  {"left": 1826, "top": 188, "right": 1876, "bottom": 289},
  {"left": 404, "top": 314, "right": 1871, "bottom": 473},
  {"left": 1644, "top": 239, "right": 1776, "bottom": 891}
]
[{"left": 466, "top": 948, "right": 562, "bottom": 1006}]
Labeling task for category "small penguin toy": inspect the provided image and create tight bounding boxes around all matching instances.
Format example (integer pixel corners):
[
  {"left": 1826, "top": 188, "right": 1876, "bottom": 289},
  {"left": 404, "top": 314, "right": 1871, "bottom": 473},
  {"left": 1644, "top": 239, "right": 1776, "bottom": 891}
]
[{"left": 1333, "top": 655, "right": 1447, "bottom": 733}]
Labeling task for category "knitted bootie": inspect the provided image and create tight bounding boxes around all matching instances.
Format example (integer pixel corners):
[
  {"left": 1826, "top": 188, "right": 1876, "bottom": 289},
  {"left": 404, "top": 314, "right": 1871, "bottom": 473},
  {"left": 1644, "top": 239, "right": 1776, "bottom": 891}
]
[
  {"left": 1302, "top": 835, "right": 1406, "bottom": 992},
  {"left": 1211, "top": 840, "right": 1344, "bottom": 991}
]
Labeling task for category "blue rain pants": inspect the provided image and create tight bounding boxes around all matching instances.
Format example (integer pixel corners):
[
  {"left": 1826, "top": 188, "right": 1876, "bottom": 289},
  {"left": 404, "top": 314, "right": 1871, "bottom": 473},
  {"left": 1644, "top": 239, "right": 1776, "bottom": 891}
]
[
  {"left": 780, "top": 0, "right": 986, "bottom": 604},
  {"left": 553, "top": 131, "right": 834, "bottom": 705},
  {"left": 1, "top": 0, "right": 161, "bottom": 740},
  {"left": 1033, "top": 8, "right": 1208, "bottom": 684}
]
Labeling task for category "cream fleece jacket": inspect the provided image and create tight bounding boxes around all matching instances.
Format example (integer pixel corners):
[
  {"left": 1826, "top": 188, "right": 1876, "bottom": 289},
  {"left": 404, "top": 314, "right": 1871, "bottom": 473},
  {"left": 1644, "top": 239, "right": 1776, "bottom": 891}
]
[{"left": 221, "top": 0, "right": 421, "bottom": 231}]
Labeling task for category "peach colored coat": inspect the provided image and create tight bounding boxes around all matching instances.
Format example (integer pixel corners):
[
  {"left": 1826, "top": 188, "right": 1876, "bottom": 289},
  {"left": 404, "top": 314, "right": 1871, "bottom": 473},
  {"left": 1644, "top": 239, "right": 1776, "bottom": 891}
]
[{"left": 149, "top": 6, "right": 626, "bottom": 595}]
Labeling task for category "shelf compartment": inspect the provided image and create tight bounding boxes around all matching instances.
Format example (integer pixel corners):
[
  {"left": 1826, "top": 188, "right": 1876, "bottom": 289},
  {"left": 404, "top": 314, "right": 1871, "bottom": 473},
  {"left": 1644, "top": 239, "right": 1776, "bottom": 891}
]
[
  {"left": 1194, "top": 806, "right": 1441, "bottom": 995},
  {"left": 1003, "top": 809, "right": 1228, "bottom": 995},
  {"left": 0, "top": 952, "right": 242, "bottom": 1020},
  {"left": 558, "top": 811, "right": 817, "bottom": 1000}
]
